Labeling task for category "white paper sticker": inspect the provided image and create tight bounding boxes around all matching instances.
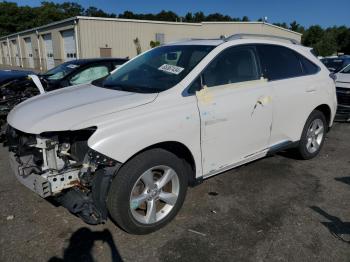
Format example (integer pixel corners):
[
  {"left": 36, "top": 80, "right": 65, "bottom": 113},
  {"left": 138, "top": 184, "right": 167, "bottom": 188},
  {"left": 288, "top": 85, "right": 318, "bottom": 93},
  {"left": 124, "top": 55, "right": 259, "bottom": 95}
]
[
  {"left": 66, "top": 64, "right": 79, "bottom": 69},
  {"left": 158, "top": 64, "right": 184, "bottom": 75}
]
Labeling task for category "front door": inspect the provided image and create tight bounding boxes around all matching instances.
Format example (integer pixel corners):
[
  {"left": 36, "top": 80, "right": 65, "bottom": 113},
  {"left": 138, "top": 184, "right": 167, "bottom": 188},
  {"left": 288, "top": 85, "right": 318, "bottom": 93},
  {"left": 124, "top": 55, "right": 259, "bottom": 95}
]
[{"left": 196, "top": 45, "right": 273, "bottom": 176}]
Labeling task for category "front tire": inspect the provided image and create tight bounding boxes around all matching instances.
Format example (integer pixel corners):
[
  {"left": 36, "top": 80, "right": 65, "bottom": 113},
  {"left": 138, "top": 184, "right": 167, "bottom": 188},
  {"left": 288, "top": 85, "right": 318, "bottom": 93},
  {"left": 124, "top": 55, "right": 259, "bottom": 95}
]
[
  {"left": 297, "top": 110, "right": 327, "bottom": 160},
  {"left": 107, "top": 148, "right": 188, "bottom": 234}
]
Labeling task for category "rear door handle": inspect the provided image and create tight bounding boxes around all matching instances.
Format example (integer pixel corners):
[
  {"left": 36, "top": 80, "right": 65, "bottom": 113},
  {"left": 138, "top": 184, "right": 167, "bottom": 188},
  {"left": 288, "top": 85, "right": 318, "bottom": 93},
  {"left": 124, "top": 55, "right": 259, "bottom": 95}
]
[
  {"left": 256, "top": 96, "right": 272, "bottom": 106},
  {"left": 306, "top": 87, "right": 316, "bottom": 93}
]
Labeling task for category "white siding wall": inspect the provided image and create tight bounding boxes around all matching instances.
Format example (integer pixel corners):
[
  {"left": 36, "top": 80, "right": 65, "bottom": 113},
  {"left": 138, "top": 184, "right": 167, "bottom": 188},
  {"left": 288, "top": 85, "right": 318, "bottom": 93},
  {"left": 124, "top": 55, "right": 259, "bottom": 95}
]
[{"left": 79, "top": 19, "right": 301, "bottom": 59}]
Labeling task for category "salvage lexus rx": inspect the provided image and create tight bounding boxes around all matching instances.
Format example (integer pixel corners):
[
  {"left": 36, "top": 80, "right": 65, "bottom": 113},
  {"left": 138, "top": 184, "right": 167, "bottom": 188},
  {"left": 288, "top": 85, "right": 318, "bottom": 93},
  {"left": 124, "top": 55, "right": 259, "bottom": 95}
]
[{"left": 6, "top": 35, "right": 337, "bottom": 234}]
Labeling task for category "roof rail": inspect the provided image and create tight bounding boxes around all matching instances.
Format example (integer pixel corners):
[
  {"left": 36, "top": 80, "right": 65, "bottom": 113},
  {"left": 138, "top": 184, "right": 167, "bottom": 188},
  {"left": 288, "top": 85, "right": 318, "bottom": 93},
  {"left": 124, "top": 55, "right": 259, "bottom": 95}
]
[{"left": 224, "top": 34, "right": 300, "bottom": 45}]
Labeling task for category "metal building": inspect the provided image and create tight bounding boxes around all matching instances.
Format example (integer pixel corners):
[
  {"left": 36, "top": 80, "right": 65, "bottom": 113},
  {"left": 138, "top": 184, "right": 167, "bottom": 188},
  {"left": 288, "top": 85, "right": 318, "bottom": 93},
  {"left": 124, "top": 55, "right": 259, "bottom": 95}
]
[{"left": 0, "top": 16, "right": 302, "bottom": 71}]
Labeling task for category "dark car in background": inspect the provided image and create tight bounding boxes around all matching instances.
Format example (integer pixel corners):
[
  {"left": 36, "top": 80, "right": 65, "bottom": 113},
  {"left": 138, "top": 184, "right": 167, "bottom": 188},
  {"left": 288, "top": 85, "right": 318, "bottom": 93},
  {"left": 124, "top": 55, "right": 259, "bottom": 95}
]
[
  {"left": 0, "top": 58, "right": 128, "bottom": 126},
  {"left": 335, "top": 64, "right": 350, "bottom": 121},
  {"left": 0, "top": 70, "right": 34, "bottom": 86},
  {"left": 321, "top": 56, "right": 350, "bottom": 73}
]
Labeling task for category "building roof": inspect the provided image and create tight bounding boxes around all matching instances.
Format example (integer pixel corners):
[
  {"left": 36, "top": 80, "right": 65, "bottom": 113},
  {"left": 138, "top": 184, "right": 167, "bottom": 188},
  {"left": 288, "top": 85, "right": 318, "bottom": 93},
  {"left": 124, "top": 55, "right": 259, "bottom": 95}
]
[{"left": 0, "top": 16, "right": 302, "bottom": 41}]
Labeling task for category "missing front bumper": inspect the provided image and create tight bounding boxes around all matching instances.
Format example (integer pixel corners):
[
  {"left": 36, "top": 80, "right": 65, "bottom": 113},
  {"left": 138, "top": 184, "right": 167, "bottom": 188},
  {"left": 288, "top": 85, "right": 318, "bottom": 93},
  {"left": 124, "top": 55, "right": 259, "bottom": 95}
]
[{"left": 9, "top": 152, "right": 80, "bottom": 198}]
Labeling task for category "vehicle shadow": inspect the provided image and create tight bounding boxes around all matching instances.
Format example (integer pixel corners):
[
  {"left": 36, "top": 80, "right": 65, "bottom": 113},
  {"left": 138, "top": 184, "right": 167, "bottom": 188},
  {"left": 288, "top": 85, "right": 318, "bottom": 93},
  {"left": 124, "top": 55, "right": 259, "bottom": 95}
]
[
  {"left": 48, "top": 227, "right": 123, "bottom": 262},
  {"left": 310, "top": 206, "right": 350, "bottom": 244},
  {"left": 335, "top": 176, "right": 350, "bottom": 186}
]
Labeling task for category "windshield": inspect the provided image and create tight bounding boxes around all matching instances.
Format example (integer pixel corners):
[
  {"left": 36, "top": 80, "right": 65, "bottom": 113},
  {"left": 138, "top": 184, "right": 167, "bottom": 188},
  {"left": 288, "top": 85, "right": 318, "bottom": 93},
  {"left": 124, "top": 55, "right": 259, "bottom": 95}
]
[
  {"left": 340, "top": 64, "right": 350, "bottom": 74},
  {"left": 101, "top": 45, "right": 214, "bottom": 93},
  {"left": 321, "top": 58, "right": 347, "bottom": 72},
  {"left": 44, "top": 62, "right": 80, "bottom": 80}
]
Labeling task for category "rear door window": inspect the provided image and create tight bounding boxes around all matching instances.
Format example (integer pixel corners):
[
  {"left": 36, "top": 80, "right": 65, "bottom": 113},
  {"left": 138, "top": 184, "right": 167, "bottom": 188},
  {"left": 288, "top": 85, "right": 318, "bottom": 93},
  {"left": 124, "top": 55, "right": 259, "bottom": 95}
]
[{"left": 257, "top": 45, "right": 303, "bottom": 81}]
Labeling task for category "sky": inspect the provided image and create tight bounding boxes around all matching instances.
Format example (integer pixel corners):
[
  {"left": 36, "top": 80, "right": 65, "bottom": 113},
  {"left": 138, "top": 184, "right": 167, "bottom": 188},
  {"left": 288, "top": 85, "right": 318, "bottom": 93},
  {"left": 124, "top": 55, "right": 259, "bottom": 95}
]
[{"left": 8, "top": 0, "right": 350, "bottom": 28}]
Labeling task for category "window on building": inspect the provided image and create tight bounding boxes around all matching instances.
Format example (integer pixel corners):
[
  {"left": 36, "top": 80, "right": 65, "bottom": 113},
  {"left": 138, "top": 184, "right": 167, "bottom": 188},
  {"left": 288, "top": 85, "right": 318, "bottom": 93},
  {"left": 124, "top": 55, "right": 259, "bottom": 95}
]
[{"left": 156, "top": 33, "right": 165, "bottom": 45}]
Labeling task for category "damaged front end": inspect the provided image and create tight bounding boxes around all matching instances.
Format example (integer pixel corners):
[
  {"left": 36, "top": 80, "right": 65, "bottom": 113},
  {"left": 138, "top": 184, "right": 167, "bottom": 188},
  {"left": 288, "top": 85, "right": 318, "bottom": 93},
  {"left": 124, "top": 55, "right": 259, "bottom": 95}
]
[{"left": 6, "top": 126, "right": 121, "bottom": 224}]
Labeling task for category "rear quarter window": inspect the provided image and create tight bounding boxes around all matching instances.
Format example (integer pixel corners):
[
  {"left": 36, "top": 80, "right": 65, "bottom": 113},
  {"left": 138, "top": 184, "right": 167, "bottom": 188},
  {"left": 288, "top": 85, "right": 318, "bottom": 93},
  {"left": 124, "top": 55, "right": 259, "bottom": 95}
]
[{"left": 298, "top": 55, "right": 320, "bottom": 75}]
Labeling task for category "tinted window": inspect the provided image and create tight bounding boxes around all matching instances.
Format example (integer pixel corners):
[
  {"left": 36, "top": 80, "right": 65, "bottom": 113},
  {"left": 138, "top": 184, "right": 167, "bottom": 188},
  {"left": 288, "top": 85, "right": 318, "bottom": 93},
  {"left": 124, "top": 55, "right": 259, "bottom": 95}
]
[
  {"left": 340, "top": 64, "right": 350, "bottom": 74},
  {"left": 299, "top": 55, "right": 319, "bottom": 75},
  {"left": 257, "top": 45, "right": 303, "bottom": 81},
  {"left": 102, "top": 45, "right": 214, "bottom": 93},
  {"left": 202, "top": 46, "right": 259, "bottom": 87}
]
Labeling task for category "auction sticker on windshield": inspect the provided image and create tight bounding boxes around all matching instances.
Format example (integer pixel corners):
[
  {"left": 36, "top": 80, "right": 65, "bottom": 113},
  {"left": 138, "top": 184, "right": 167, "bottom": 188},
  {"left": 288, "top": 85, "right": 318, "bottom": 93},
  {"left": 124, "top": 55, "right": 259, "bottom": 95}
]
[{"left": 158, "top": 64, "right": 184, "bottom": 75}]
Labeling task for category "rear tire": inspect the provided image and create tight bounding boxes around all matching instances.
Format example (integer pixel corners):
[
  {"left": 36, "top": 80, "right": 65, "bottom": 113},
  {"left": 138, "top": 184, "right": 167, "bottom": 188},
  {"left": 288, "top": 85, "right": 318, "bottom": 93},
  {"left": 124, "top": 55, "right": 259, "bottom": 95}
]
[
  {"left": 297, "top": 110, "right": 327, "bottom": 160},
  {"left": 107, "top": 148, "right": 188, "bottom": 234}
]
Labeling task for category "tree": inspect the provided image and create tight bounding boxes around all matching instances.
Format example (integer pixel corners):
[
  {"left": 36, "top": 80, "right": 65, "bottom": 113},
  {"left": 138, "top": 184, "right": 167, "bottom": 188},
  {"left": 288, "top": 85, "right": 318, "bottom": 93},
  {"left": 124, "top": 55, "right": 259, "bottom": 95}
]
[
  {"left": 302, "top": 25, "right": 324, "bottom": 47},
  {"left": 0, "top": 0, "right": 349, "bottom": 57},
  {"left": 150, "top": 40, "right": 160, "bottom": 48},
  {"left": 133, "top": 37, "right": 142, "bottom": 55},
  {"left": 184, "top": 12, "right": 193, "bottom": 22},
  {"left": 193, "top": 12, "right": 205, "bottom": 22},
  {"left": 85, "top": 6, "right": 109, "bottom": 17}
]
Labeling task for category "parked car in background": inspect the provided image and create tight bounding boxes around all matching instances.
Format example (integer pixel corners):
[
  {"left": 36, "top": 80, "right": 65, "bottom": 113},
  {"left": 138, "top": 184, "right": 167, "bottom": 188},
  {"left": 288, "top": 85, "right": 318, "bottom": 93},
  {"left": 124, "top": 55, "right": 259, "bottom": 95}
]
[
  {"left": 321, "top": 56, "right": 350, "bottom": 73},
  {"left": 0, "top": 58, "right": 128, "bottom": 126},
  {"left": 0, "top": 69, "right": 34, "bottom": 86},
  {"left": 6, "top": 36, "right": 336, "bottom": 234},
  {"left": 335, "top": 64, "right": 350, "bottom": 121}
]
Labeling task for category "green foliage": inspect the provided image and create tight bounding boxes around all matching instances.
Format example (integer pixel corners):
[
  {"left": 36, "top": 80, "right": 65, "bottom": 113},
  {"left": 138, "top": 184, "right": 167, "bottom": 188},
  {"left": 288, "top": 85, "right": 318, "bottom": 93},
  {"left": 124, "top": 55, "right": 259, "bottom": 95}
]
[
  {"left": 150, "top": 40, "right": 160, "bottom": 48},
  {"left": 0, "top": 1, "right": 349, "bottom": 56},
  {"left": 133, "top": 37, "right": 142, "bottom": 55}
]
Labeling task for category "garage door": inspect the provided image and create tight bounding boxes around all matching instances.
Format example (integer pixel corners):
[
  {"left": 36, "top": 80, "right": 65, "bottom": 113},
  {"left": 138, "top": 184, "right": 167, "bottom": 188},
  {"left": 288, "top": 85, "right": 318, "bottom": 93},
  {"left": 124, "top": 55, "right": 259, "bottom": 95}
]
[
  {"left": 2, "top": 42, "right": 10, "bottom": 65},
  {"left": 11, "top": 40, "right": 20, "bottom": 67},
  {"left": 24, "top": 38, "right": 34, "bottom": 68},
  {"left": 62, "top": 30, "right": 76, "bottom": 62},
  {"left": 43, "top": 34, "right": 54, "bottom": 70},
  {"left": 0, "top": 44, "right": 4, "bottom": 64}
]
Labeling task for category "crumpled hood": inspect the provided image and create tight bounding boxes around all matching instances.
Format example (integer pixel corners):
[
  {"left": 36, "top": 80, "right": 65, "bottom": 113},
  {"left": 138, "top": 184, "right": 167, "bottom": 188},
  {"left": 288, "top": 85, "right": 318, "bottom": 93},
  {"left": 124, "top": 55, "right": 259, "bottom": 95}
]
[{"left": 7, "top": 84, "right": 157, "bottom": 134}]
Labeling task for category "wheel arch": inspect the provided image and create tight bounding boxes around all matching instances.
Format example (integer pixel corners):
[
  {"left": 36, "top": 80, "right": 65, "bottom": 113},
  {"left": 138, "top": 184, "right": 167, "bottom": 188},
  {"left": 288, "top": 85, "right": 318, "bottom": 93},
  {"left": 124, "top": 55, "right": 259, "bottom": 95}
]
[
  {"left": 314, "top": 104, "right": 332, "bottom": 128},
  {"left": 119, "top": 141, "right": 198, "bottom": 187}
]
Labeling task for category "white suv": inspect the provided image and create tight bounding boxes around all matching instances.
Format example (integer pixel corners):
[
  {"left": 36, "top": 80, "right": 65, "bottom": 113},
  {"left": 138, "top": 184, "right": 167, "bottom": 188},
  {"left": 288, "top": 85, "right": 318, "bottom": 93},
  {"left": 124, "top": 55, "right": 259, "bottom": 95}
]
[{"left": 6, "top": 35, "right": 337, "bottom": 234}]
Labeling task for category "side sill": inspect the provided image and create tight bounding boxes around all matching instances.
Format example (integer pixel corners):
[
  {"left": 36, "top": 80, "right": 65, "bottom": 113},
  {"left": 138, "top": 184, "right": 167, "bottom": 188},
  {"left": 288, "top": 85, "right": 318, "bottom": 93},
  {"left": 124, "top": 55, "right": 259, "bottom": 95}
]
[{"left": 267, "top": 140, "right": 299, "bottom": 156}]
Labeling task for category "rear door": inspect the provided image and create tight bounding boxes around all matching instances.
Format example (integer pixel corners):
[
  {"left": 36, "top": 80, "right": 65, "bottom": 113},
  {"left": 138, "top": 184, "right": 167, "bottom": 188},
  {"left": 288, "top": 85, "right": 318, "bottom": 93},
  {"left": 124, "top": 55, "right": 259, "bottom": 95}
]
[{"left": 256, "top": 44, "right": 319, "bottom": 145}]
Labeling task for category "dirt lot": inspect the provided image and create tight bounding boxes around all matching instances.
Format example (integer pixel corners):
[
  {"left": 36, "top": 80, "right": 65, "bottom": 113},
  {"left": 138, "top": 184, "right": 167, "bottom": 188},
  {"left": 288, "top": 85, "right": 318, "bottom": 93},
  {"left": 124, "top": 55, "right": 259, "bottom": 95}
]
[{"left": 0, "top": 123, "right": 349, "bottom": 262}]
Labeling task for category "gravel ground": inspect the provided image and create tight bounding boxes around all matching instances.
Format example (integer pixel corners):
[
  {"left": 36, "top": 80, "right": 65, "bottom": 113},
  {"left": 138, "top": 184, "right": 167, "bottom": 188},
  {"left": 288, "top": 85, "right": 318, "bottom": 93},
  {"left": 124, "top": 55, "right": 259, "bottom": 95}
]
[{"left": 0, "top": 123, "right": 349, "bottom": 262}]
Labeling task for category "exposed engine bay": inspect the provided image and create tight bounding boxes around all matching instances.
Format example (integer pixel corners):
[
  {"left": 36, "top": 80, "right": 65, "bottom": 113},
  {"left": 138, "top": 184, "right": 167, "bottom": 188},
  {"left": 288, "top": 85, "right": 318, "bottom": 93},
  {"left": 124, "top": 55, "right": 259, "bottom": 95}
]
[
  {"left": 0, "top": 78, "right": 40, "bottom": 127},
  {"left": 5, "top": 126, "right": 121, "bottom": 224}
]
